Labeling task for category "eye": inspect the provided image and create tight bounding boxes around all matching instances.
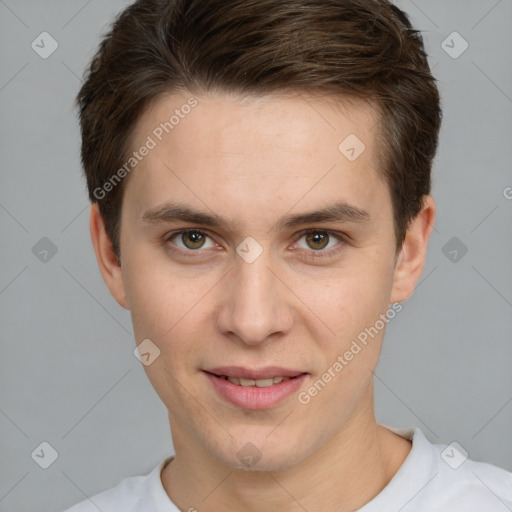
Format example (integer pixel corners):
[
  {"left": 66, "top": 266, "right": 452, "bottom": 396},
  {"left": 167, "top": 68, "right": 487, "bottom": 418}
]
[
  {"left": 167, "top": 229, "right": 216, "bottom": 251},
  {"left": 293, "top": 229, "right": 345, "bottom": 256}
]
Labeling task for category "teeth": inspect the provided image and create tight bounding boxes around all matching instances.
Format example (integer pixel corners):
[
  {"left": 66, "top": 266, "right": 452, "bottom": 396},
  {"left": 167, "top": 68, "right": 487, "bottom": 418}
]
[{"left": 221, "top": 376, "right": 292, "bottom": 387}]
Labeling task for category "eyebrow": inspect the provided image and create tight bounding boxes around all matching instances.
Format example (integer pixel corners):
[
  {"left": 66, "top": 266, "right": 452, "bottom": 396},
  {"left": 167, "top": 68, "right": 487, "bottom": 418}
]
[{"left": 140, "top": 200, "right": 371, "bottom": 230}]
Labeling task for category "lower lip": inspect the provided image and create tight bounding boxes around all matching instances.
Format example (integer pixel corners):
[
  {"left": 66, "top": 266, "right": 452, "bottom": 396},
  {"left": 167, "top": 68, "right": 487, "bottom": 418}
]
[{"left": 203, "top": 371, "right": 308, "bottom": 410}]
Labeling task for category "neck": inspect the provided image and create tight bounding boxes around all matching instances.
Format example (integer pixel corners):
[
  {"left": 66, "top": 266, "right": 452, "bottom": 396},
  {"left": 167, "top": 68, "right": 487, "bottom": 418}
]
[{"left": 161, "top": 386, "right": 411, "bottom": 511}]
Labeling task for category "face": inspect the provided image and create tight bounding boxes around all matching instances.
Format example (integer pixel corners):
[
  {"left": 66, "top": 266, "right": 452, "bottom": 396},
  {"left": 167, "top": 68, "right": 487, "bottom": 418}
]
[{"left": 94, "top": 90, "right": 432, "bottom": 472}]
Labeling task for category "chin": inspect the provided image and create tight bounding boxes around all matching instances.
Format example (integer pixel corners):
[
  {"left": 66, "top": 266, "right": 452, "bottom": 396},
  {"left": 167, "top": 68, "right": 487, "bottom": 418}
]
[
  {"left": 229, "top": 454, "right": 301, "bottom": 473},
  {"left": 211, "top": 436, "right": 308, "bottom": 473}
]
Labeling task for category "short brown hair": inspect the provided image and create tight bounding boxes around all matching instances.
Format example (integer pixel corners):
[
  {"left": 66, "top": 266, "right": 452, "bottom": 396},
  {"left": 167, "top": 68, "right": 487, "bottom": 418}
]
[{"left": 76, "top": 0, "right": 441, "bottom": 262}]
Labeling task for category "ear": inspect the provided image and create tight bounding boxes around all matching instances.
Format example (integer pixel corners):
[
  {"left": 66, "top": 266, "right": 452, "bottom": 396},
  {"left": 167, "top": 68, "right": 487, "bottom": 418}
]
[
  {"left": 89, "top": 203, "right": 130, "bottom": 309},
  {"left": 390, "top": 195, "right": 436, "bottom": 303}
]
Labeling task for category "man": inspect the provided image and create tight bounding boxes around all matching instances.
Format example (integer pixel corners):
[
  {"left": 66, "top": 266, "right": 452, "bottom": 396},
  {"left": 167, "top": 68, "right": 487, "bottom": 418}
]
[{"left": 64, "top": 0, "right": 512, "bottom": 510}]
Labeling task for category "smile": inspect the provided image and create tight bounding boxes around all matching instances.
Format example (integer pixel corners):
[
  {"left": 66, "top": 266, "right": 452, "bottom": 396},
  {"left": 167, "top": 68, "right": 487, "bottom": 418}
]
[
  {"left": 203, "top": 371, "right": 308, "bottom": 410},
  {"left": 217, "top": 375, "right": 292, "bottom": 387}
]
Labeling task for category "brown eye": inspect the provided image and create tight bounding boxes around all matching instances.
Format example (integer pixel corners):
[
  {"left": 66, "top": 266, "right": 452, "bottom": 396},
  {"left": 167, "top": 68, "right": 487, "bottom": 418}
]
[
  {"left": 167, "top": 229, "right": 215, "bottom": 251},
  {"left": 180, "top": 230, "right": 207, "bottom": 249},
  {"left": 305, "top": 231, "right": 330, "bottom": 250},
  {"left": 165, "top": 229, "right": 217, "bottom": 258},
  {"left": 293, "top": 229, "right": 345, "bottom": 259}
]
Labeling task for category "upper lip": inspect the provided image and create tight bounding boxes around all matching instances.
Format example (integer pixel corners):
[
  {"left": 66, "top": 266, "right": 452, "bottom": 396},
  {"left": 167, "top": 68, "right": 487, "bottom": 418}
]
[{"left": 204, "top": 366, "right": 307, "bottom": 380}]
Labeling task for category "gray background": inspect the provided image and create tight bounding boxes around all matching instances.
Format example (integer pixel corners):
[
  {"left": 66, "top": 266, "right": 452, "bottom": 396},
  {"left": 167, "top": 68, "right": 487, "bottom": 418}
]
[{"left": 0, "top": 1, "right": 511, "bottom": 511}]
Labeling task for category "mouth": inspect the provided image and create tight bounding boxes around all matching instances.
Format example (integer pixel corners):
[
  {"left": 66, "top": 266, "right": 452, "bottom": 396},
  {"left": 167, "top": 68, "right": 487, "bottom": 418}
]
[
  {"left": 205, "top": 365, "right": 306, "bottom": 377},
  {"left": 202, "top": 367, "right": 309, "bottom": 410},
  {"left": 205, "top": 372, "right": 304, "bottom": 388}
]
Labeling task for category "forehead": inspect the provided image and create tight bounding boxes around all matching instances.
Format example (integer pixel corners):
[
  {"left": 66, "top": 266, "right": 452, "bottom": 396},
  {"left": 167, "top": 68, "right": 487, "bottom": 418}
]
[
  {"left": 139, "top": 89, "right": 377, "bottom": 145},
  {"left": 123, "top": 90, "right": 389, "bottom": 229}
]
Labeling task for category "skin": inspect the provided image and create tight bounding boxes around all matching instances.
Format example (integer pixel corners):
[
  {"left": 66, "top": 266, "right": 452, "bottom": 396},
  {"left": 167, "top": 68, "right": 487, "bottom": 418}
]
[{"left": 90, "top": 90, "right": 435, "bottom": 511}]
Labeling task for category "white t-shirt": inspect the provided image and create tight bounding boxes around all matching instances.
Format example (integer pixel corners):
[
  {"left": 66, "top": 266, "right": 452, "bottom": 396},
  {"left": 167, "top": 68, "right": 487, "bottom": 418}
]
[{"left": 62, "top": 425, "right": 512, "bottom": 511}]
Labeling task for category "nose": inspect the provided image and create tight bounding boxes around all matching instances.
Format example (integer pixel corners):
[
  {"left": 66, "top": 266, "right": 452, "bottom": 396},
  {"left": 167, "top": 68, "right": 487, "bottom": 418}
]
[{"left": 215, "top": 248, "right": 294, "bottom": 346}]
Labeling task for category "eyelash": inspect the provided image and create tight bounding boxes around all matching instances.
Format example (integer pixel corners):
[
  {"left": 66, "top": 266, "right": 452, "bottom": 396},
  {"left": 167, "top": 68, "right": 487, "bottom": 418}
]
[{"left": 164, "top": 228, "right": 346, "bottom": 261}]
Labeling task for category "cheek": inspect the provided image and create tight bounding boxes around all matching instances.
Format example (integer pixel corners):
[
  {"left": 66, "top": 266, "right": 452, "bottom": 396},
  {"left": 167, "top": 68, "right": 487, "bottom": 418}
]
[
  {"left": 301, "top": 261, "right": 393, "bottom": 344},
  {"left": 126, "top": 270, "right": 208, "bottom": 409},
  {"left": 122, "top": 245, "right": 201, "bottom": 336},
  {"left": 123, "top": 255, "right": 221, "bottom": 381},
  {"left": 300, "top": 271, "right": 392, "bottom": 417}
]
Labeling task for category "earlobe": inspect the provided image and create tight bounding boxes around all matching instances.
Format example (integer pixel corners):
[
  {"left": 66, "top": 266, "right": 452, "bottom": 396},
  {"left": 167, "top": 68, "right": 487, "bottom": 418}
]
[
  {"left": 390, "top": 195, "right": 436, "bottom": 303},
  {"left": 89, "top": 203, "right": 130, "bottom": 310}
]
